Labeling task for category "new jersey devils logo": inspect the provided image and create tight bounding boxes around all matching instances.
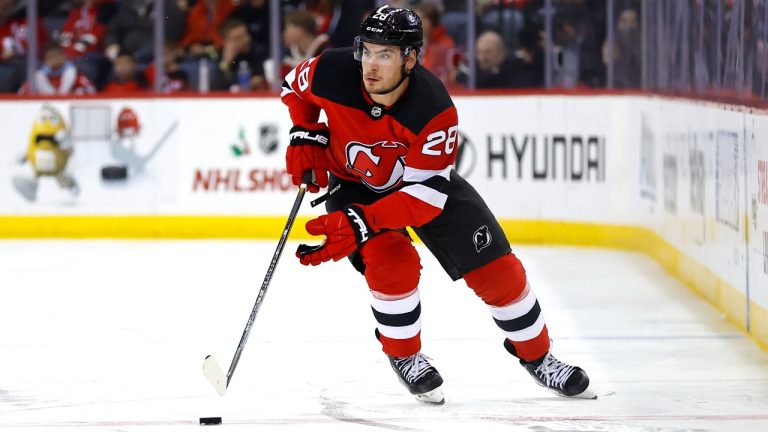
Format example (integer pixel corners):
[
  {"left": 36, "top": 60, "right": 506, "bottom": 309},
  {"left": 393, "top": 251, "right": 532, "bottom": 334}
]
[
  {"left": 473, "top": 225, "right": 492, "bottom": 253},
  {"left": 345, "top": 141, "right": 407, "bottom": 192}
]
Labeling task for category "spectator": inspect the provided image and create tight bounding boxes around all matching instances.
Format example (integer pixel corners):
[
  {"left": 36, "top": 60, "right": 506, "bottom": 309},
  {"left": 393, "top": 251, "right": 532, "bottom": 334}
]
[
  {"left": 178, "top": 0, "right": 239, "bottom": 57},
  {"left": 283, "top": 10, "right": 329, "bottom": 66},
  {"left": 144, "top": 41, "right": 188, "bottom": 92},
  {"left": 328, "top": 0, "right": 375, "bottom": 48},
  {"left": 306, "top": 0, "right": 335, "bottom": 35},
  {"left": 414, "top": 0, "right": 457, "bottom": 85},
  {"left": 19, "top": 43, "right": 96, "bottom": 95},
  {"left": 227, "top": 0, "right": 307, "bottom": 72},
  {"left": 102, "top": 52, "right": 147, "bottom": 94},
  {"left": 59, "top": 0, "right": 116, "bottom": 88},
  {"left": 38, "top": 0, "right": 70, "bottom": 43},
  {"left": 512, "top": 22, "right": 543, "bottom": 87},
  {"left": 59, "top": 0, "right": 113, "bottom": 59},
  {"left": 479, "top": 0, "right": 525, "bottom": 53},
  {"left": 550, "top": 4, "right": 603, "bottom": 88},
  {"left": 442, "top": 0, "right": 473, "bottom": 49},
  {"left": 217, "top": 18, "right": 266, "bottom": 92},
  {"left": 1, "top": 0, "right": 47, "bottom": 92},
  {"left": 457, "top": 30, "right": 517, "bottom": 88},
  {"left": 603, "top": 6, "right": 640, "bottom": 88},
  {"left": 1, "top": 0, "right": 47, "bottom": 58},
  {"left": 230, "top": 0, "right": 269, "bottom": 62},
  {"left": 264, "top": 10, "right": 328, "bottom": 86},
  {"left": 104, "top": 0, "right": 186, "bottom": 63}
]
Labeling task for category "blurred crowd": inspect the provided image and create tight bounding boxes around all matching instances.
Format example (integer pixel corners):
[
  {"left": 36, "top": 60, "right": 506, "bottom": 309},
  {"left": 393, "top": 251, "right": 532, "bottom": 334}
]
[
  {"left": 1, "top": 0, "right": 340, "bottom": 94},
  {"left": 0, "top": 0, "right": 710, "bottom": 95}
]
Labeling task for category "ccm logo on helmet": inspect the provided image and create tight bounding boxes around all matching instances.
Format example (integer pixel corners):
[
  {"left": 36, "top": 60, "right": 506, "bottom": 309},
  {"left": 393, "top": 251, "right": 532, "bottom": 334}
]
[{"left": 345, "top": 141, "right": 407, "bottom": 192}]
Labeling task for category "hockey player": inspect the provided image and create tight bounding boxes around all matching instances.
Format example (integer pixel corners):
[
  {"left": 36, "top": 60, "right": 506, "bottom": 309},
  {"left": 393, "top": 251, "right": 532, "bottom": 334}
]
[{"left": 281, "top": 5, "right": 594, "bottom": 404}]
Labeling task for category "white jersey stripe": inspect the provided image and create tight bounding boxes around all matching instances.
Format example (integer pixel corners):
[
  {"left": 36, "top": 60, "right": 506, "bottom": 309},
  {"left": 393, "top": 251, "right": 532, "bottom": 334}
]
[
  {"left": 400, "top": 184, "right": 448, "bottom": 209},
  {"left": 403, "top": 166, "right": 452, "bottom": 183}
]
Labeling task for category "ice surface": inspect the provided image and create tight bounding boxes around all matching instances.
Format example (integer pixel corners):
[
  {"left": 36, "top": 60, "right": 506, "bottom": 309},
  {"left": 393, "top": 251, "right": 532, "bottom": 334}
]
[{"left": 1, "top": 240, "right": 766, "bottom": 431}]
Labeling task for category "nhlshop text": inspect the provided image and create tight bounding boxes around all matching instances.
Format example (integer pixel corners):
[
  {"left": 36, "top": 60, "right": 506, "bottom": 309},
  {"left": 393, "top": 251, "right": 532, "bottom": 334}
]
[{"left": 193, "top": 168, "right": 293, "bottom": 192}]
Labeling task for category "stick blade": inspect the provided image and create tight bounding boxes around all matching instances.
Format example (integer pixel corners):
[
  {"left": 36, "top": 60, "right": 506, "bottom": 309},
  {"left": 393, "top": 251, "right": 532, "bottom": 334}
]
[{"left": 203, "top": 355, "right": 228, "bottom": 396}]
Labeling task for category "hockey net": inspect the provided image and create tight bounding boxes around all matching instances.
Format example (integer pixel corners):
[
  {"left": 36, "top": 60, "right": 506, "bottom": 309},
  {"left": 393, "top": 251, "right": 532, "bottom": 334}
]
[{"left": 69, "top": 105, "right": 112, "bottom": 142}]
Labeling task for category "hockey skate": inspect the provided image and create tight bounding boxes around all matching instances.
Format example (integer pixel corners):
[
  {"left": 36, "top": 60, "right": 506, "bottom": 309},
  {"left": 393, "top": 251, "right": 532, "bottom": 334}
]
[
  {"left": 387, "top": 352, "right": 445, "bottom": 404},
  {"left": 504, "top": 339, "right": 596, "bottom": 399}
]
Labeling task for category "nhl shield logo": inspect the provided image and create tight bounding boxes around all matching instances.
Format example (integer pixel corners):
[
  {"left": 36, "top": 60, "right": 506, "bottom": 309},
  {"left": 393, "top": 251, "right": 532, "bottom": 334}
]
[
  {"left": 370, "top": 105, "right": 382, "bottom": 118},
  {"left": 258, "top": 123, "right": 279, "bottom": 154},
  {"left": 473, "top": 225, "right": 492, "bottom": 253}
]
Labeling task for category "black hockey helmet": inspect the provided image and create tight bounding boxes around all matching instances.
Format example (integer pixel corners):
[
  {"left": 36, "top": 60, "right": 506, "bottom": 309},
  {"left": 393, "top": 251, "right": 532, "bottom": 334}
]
[{"left": 354, "top": 5, "right": 423, "bottom": 61}]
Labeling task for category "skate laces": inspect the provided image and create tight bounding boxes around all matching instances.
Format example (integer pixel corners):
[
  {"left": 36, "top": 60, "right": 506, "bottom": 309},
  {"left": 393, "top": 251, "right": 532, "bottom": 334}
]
[
  {"left": 393, "top": 353, "right": 434, "bottom": 383},
  {"left": 534, "top": 353, "right": 575, "bottom": 389}
]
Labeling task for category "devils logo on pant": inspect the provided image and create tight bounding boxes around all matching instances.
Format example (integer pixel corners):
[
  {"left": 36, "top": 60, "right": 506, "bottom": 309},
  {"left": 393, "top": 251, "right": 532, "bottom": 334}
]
[
  {"left": 473, "top": 225, "right": 492, "bottom": 253},
  {"left": 345, "top": 141, "right": 408, "bottom": 192}
]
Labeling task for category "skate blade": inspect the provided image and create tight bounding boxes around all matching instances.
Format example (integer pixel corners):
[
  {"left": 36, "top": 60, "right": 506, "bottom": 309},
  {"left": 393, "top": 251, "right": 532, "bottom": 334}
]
[
  {"left": 573, "top": 385, "right": 598, "bottom": 399},
  {"left": 553, "top": 383, "right": 598, "bottom": 400},
  {"left": 415, "top": 387, "right": 445, "bottom": 405}
]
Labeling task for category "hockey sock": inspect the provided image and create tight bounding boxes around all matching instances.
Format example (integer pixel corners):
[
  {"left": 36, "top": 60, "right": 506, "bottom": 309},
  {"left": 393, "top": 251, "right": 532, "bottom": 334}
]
[
  {"left": 370, "top": 290, "right": 422, "bottom": 357},
  {"left": 361, "top": 232, "right": 423, "bottom": 358},
  {"left": 464, "top": 254, "right": 550, "bottom": 361}
]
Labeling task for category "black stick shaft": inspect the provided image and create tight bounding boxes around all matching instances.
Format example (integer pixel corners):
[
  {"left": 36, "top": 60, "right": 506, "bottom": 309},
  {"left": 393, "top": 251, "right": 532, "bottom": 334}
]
[{"left": 224, "top": 182, "right": 308, "bottom": 386}]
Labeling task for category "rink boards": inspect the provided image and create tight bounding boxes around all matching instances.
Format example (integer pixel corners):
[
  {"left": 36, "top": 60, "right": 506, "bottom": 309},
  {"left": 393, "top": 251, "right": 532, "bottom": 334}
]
[{"left": 0, "top": 93, "right": 765, "bottom": 348}]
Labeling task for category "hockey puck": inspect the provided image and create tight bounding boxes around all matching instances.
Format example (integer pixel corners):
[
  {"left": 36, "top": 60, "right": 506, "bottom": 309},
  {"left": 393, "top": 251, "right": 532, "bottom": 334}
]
[
  {"left": 199, "top": 417, "right": 222, "bottom": 425},
  {"left": 101, "top": 165, "right": 128, "bottom": 181}
]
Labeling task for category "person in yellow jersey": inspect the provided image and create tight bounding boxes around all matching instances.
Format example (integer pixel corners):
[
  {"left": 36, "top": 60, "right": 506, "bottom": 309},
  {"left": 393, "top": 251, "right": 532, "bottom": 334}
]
[{"left": 13, "top": 104, "right": 79, "bottom": 202}]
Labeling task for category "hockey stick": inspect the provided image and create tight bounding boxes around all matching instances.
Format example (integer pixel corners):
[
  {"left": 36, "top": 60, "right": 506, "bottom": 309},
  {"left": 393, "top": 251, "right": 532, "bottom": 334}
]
[
  {"left": 111, "top": 120, "right": 178, "bottom": 172},
  {"left": 203, "top": 173, "right": 312, "bottom": 396}
]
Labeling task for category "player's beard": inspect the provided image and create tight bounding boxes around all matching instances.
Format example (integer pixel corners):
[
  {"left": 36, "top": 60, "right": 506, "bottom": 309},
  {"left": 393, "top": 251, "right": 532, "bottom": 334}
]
[{"left": 365, "top": 68, "right": 408, "bottom": 95}]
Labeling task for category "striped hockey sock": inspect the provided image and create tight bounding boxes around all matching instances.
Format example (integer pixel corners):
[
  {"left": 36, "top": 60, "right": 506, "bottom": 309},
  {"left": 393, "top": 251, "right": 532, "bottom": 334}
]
[{"left": 370, "top": 289, "right": 422, "bottom": 358}]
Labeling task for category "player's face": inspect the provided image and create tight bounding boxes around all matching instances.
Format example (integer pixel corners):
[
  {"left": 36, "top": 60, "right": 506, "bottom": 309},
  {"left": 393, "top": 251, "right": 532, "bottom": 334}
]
[{"left": 360, "top": 43, "right": 405, "bottom": 94}]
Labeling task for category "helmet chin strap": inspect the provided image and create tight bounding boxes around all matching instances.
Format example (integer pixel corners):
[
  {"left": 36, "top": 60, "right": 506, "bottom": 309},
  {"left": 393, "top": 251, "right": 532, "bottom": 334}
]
[{"left": 370, "top": 62, "right": 411, "bottom": 96}]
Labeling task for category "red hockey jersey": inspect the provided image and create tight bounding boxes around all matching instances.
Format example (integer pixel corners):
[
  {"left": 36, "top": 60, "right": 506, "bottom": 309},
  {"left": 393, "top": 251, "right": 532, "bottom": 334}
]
[
  {"left": 60, "top": 1, "right": 109, "bottom": 58},
  {"left": 0, "top": 15, "right": 47, "bottom": 58},
  {"left": 281, "top": 47, "right": 459, "bottom": 230}
]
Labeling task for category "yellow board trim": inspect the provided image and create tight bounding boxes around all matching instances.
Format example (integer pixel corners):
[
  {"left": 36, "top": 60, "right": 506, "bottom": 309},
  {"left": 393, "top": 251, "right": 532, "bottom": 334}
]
[
  {"left": 0, "top": 215, "right": 315, "bottom": 239},
  {"left": 0, "top": 215, "right": 765, "bottom": 350}
]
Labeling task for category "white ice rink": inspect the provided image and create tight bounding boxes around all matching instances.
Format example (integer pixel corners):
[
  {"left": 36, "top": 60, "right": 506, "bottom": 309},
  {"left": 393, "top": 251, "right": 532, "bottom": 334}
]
[{"left": 1, "top": 240, "right": 767, "bottom": 432}]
